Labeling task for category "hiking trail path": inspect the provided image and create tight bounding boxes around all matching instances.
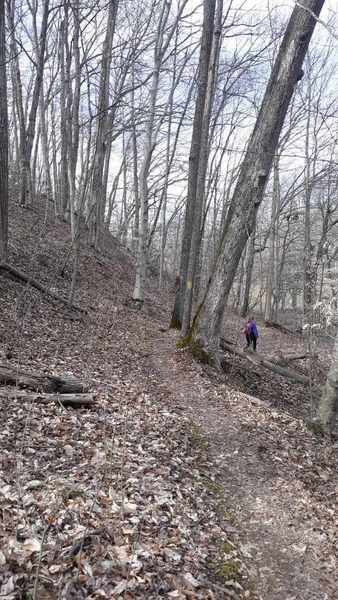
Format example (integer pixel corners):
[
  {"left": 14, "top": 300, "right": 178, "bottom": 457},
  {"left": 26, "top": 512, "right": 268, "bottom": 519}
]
[{"left": 147, "top": 329, "right": 336, "bottom": 600}]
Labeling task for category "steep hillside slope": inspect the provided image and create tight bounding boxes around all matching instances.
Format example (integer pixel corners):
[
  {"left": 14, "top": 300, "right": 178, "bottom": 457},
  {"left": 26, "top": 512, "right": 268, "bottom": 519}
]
[
  {"left": 0, "top": 201, "right": 255, "bottom": 599},
  {"left": 0, "top": 200, "right": 336, "bottom": 600}
]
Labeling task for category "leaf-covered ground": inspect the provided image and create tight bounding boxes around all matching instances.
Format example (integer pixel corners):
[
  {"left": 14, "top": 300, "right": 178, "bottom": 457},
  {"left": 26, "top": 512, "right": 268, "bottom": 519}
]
[
  {"left": 150, "top": 331, "right": 337, "bottom": 599},
  {"left": 0, "top": 200, "right": 337, "bottom": 599}
]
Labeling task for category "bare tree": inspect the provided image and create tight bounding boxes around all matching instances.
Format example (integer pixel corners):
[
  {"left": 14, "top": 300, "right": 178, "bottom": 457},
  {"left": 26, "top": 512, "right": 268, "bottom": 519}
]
[
  {"left": 8, "top": 0, "right": 50, "bottom": 206},
  {"left": 171, "top": 0, "right": 217, "bottom": 328},
  {"left": 181, "top": 0, "right": 222, "bottom": 336},
  {"left": 0, "top": 0, "right": 8, "bottom": 260},
  {"left": 132, "top": 0, "right": 190, "bottom": 305},
  {"left": 89, "top": 0, "right": 119, "bottom": 247},
  {"left": 186, "top": 0, "right": 325, "bottom": 363}
]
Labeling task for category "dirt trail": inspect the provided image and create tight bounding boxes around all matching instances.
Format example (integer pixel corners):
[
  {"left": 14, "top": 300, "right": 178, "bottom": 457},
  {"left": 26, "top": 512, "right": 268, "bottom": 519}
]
[{"left": 150, "top": 330, "right": 337, "bottom": 600}]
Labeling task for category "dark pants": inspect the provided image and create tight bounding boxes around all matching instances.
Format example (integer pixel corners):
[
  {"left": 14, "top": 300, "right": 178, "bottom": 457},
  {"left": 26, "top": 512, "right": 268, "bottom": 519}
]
[{"left": 246, "top": 332, "right": 257, "bottom": 351}]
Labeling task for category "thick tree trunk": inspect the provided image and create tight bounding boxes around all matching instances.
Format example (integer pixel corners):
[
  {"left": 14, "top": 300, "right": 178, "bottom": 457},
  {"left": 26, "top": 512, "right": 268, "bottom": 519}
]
[
  {"left": 159, "top": 39, "right": 177, "bottom": 289},
  {"left": 7, "top": 0, "right": 26, "bottom": 204},
  {"left": 0, "top": 0, "right": 8, "bottom": 261},
  {"left": 303, "top": 80, "right": 314, "bottom": 323},
  {"left": 132, "top": 3, "right": 167, "bottom": 303},
  {"left": 20, "top": 0, "right": 50, "bottom": 206},
  {"left": 39, "top": 82, "right": 52, "bottom": 202},
  {"left": 131, "top": 75, "right": 139, "bottom": 254},
  {"left": 90, "top": 0, "right": 119, "bottom": 247},
  {"left": 68, "top": 0, "right": 81, "bottom": 240},
  {"left": 264, "top": 158, "right": 280, "bottom": 321},
  {"left": 181, "top": 0, "right": 221, "bottom": 335},
  {"left": 240, "top": 232, "right": 255, "bottom": 317},
  {"left": 190, "top": 0, "right": 325, "bottom": 361},
  {"left": 318, "top": 335, "right": 338, "bottom": 434},
  {"left": 234, "top": 252, "right": 245, "bottom": 312},
  {"left": 59, "top": 13, "right": 70, "bottom": 217},
  {"left": 171, "top": 0, "right": 217, "bottom": 329}
]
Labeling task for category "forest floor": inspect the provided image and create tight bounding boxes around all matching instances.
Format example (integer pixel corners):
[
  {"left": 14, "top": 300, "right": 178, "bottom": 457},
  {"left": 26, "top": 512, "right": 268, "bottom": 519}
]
[
  {"left": 0, "top": 200, "right": 337, "bottom": 599},
  {"left": 148, "top": 328, "right": 337, "bottom": 600}
]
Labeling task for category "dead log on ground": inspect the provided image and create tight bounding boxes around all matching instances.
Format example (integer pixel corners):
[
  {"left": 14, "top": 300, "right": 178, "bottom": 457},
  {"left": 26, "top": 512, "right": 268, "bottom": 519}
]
[
  {"left": 220, "top": 336, "right": 235, "bottom": 346},
  {"left": 273, "top": 352, "right": 317, "bottom": 367},
  {"left": 0, "top": 391, "right": 95, "bottom": 408},
  {"left": 220, "top": 339, "right": 311, "bottom": 386},
  {"left": 0, "top": 364, "right": 87, "bottom": 393},
  {"left": 264, "top": 320, "right": 301, "bottom": 336},
  {"left": 0, "top": 262, "right": 86, "bottom": 313}
]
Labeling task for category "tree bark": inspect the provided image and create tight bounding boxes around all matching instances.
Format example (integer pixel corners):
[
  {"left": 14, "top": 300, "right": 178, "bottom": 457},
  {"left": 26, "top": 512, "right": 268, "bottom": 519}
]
[
  {"left": 1, "top": 391, "right": 94, "bottom": 408},
  {"left": 90, "top": 0, "right": 119, "bottom": 248},
  {"left": 264, "top": 158, "right": 280, "bottom": 321},
  {"left": 190, "top": 0, "right": 325, "bottom": 362},
  {"left": 318, "top": 335, "right": 338, "bottom": 433},
  {"left": 240, "top": 226, "right": 256, "bottom": 317},
  {"left": 0, "top": 365, "right": 87, "bottom": 393},
  {"left": 131, "top": 67, "right": 139, "bottom": 254},
  {"left": 0, "top": 0, "right": 8, "bottom": 261},
  {"left": 171, "top": 0, "right": 217, "bottom": 328},
  {"left": 133, "top": 0, "right": 189, "bottom": 304},
  {"left": 181, "top": 0, "right": 221, "bottom": 335},
  {"left": 303, "top": 70, "right": 314, "bottom": 322},
  {"left": 21, "top": 0, "right": 50, "bottom": 206}
]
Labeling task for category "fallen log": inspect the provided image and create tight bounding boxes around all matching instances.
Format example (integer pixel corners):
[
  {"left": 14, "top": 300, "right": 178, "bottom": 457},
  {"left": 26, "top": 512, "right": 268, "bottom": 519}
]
[
  {"left": 220, "top": 340, "right": 311, "bottom": 386},
  {"left": 273, "top": 352, "right": 316, "bottom": 367},
  {"left": 264, "top": 320, "right": 300, "bottom": 336},
  {"left": 220, "top": 336, "right": 235, "bottom": 346},
  {"left": 0, "top": 262, "right": 86, "bottom": 314},
  {"left": 0, "top": 391, "right": 95, "bottom": 408},
  {"left": 0, "top": 364, "right": 87, "bottom": 393}
]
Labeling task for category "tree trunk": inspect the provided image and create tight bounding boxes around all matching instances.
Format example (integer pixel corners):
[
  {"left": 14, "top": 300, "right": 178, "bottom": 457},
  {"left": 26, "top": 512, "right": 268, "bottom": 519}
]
[
  {"left": 240, "top": 227, "right": 255, "bottom": 317},
  {"left": 39, "top": 81, "right": 52, "bottom": 203},
  {"left": 171, "top": 0, "right": 217, "bottom": 329},
  {"left": 132, "top": 1, "right": 170, "bottom": 303},
  {"left": 159, "top": 36, "right": 177, "bottom": 289},
  {"left": 68, "top": 0, "right": 81, "bottom": 240},
  {"left": 181, "top": 0, "right": 220, "bottom": 335},
  {"left": 318, "top": 335, "right": 338, "bottom": 434},
  {"left": 7, "top": 0, "right": 26, "bottom": 204},
  {"left": 234, "top": 252, "right": 245, "bottom": 312},
  {"left": 0, "top": 0, "right": 8, "bottom": 261},
  {"left": 264, "top": 158, "right": 280, "bottom": 321},
  {"left": 190, "top": 0, "right": 325, "bottom": 361},
  {"left": 90, "top": 0, "right": 119, "bottom": 248},
  {"left": 131, "top": 71, "right": 139, "bottom": 254},
  {"left": 21, "top": 0, "right": 50, "bottom": 206},
  {"left": 303, "top": 72, "right": 314, "bottom": 323}
]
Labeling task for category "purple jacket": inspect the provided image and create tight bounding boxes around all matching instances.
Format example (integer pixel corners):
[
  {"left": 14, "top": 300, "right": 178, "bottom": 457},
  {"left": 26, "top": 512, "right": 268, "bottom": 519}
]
[{"left": 249, "top": 321, "right": 259, "bottom": 338}]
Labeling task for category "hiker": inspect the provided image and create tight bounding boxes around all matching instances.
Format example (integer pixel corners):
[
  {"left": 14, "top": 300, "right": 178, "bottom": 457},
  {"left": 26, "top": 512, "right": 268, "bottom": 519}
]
[{"left": 242, "top": 317, "right": 259, "bottom": 351}]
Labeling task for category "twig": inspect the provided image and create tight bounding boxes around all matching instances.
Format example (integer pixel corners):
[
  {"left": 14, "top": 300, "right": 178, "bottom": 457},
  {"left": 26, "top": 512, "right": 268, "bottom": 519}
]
[{"left": 32, "top": 523, "right": 52, "bottom": 600}]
